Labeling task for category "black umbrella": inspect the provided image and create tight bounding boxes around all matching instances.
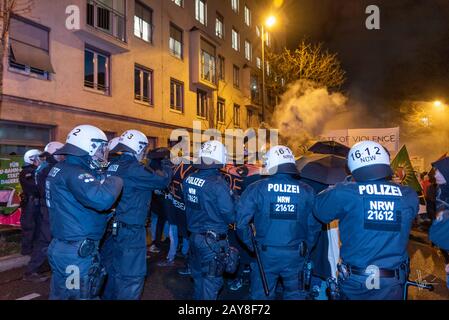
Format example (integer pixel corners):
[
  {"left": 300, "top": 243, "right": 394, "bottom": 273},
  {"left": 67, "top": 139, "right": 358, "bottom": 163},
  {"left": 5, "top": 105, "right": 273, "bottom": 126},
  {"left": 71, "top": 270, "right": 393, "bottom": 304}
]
[
  {"left": 308, "top": 141, "right": 350, "bottom": 158},
  {"left": 147, "top": 147, "right": 170, "bottom": 160},
  {"left": 296, "top": 154, "right": 349, "bottom": 185}
]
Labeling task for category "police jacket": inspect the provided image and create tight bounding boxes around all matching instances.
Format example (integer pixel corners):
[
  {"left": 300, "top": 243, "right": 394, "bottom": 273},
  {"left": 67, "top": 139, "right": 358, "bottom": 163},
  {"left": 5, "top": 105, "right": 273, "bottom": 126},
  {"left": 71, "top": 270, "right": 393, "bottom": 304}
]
[
  {"left": 19, "top": 165, "right": 39, "bottom": 198},
  {"left": 182, "top": 168, "right": 234, "bottom": 234},
  {"left": 429, "top": 157, "right": 449, "bottom": 250},
  {"left": 314, "top": 179, "right": 419, "bottom": 269},
  {"left": 46, "top": 155, "right": 123, "bottom": 241},
  {"left": 35, "top": 155, "right": 58, "bottom": 199},
  {"left": 236, "top": 173, "right": 320, "bottom": 251},
  {"left": 107, "top": 154, "right": 172, "bottom": 226}
]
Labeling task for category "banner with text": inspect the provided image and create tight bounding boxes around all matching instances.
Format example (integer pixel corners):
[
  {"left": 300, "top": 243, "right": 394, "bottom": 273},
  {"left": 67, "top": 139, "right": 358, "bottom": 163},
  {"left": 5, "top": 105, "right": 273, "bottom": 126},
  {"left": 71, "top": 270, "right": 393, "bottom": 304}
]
[
  {"left": 0, "top": 155, "right": 23, "bottom": 226},
  {"left": 318, "top": 127, "right": 400, "bottom": 153}
]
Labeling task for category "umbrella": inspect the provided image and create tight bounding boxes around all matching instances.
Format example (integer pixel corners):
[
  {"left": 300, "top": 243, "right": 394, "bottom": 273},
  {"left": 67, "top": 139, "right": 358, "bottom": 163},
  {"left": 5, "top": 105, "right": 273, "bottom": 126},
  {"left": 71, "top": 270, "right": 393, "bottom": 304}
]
[
  {"left": 308, "top": 141, "right": 350, "bottom": 158},
  {"left": 296, "top": 154, "right": 349, "bottom": 185},
  {"left": 147, "top": 147, "right": 170, "bottom": 160}
]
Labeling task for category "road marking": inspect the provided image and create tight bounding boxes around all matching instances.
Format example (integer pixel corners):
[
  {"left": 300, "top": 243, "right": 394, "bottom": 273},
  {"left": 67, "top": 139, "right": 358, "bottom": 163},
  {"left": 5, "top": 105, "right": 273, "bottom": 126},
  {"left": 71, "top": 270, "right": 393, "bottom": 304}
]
[{"left": 16, "top": 293, "right": 41, "bottom": 300}]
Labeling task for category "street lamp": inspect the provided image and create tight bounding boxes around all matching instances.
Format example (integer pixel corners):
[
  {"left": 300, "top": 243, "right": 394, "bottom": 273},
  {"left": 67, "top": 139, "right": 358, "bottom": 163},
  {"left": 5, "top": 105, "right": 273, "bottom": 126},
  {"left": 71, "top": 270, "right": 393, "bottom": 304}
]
[{"left": 261, "top": 15, "right": 276, "bottom": 123}]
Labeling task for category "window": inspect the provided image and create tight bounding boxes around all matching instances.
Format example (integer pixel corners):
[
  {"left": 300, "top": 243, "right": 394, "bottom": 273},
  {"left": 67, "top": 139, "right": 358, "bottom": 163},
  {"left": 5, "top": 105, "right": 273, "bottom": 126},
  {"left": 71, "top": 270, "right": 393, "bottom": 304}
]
[
  {"left": 201, "top": 38, "right": 216, "bottom": 84},
  {"left": 266, "top": 62, "right": 271, "bottom": 75},
  {"left": 217, "top": 99, "right": 225, "bottom": 124},
  {"left": 84, "top": 47, "right": 110, "bottom": 94},
  {"left": 169, "top": 23, "right": 183, "bottom": 59},
  {"left": 147, "top": 137, "right": 158, "bottom": 150},
  {"left": 250, "top": 75, "right": 260, "bottom": 104},
  {"left": 244, "top": 40, "right": 252, "bottom": 61},
  {"left": 217, "top": 55, "right": 225, "bottom": 81},
  {"left": 170, "top": 78, "right": 184, "bottom": 112},
  {"left": 256, "top": 57, "right": 261, "bottom": 69},
  {"left": 134, "top": 64, "right": 154, "bottom": 105},
  {"left": 197, "top": 89, "right": 209, "bottom": 118},
  {"left": 172, "top": 0, "right": 183, "bottom": 7},
  {"left": 134, "top": 1, "right": 153, "bottom": 43},
  {"left": 231, "top": 28, "right": 239, "bottom": 51},
  {"left": 233, "top": 65, "right": 240, "bottom": 88},
  {"left": 231, "top": 0, "right": 239, "bottom": 13},
  {"left": 233, "top": 104, "right": 241, "bottom": 127},
  {"left": 87, "top": 0, "right": 126, "bottom": 42},
  {"left": 256, "top": 25, "right": 261, "bottom": 37},
  {"left": 195, "top": 0, "right": 207, "bottom": 25},
  {"left": 0, "top": 121, "right": 52, "bottom": 155},
  {"left": 8, "top": 16, "right": 53, "bottom": 79},
  {"left": 247, "top": 109, "right": 254, "bottom": 127},
  {"left": 244, "top": 6, "right": 251, "bottom": 26},
  {"left": 215, "top": 13, "right": 224, "bottom": 39},
  {"left": 265, "top": 31, "right": 271, "bottom": 47}
]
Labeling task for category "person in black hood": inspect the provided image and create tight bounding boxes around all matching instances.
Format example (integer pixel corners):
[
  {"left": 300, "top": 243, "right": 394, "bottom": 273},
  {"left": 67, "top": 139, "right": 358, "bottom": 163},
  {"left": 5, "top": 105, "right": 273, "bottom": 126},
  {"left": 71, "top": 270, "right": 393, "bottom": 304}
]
[{"left": 429, "top": 157, "right": 449, "bottom": 289}]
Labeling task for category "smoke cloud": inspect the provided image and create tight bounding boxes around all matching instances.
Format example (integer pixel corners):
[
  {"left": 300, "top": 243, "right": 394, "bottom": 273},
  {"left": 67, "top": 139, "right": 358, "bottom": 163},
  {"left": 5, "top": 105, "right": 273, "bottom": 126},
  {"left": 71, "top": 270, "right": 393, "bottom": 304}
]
[{"left": 271, "top": 80, "right": 347, "bottom": 154}]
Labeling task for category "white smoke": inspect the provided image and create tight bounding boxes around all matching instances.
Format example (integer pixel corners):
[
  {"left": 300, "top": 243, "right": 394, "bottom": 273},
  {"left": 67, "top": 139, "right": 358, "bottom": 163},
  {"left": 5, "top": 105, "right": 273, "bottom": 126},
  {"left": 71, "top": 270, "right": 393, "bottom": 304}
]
[{"left": 271, "top": 80, "right": 348, "bottom": 154}]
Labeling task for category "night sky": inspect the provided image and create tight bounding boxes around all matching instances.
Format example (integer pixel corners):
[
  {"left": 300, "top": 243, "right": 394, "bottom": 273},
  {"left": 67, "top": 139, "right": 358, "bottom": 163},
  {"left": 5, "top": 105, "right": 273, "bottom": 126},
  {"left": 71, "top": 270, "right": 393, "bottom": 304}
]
[{"left": 282, "top": 0, "right": 449, "bottom": 116}]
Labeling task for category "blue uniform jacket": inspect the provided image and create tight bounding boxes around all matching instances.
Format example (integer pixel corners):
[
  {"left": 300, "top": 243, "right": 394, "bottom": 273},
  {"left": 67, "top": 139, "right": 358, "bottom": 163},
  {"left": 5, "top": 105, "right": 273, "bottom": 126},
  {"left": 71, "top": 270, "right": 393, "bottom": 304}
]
[
  {"left": 107, "top": 154, "right": 172, "bottom": 226},
  {"left": 429, "top": 158, "right": 449, "bottom": 250},
  {"left": 236, "top": 173, "right": 321, "bottom": 251},
  {"left": 182, "top": 168, "right": 235, "bottom": 234},
  {"left": 314, "top": 180, "right": 419, "bottom": 269},
  {"left": 46, "top": 155, "right": 123, "bottom": 241},
  {"left": 19, "top": 165, "right": 39, "bottom": 198}
]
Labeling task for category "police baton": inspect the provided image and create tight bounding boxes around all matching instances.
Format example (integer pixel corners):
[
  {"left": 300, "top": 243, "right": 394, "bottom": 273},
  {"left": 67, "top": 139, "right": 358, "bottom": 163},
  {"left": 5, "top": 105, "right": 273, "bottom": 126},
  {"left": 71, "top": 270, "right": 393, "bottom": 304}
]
[{"left": 249, "top": 223, "right": 270, "bottom": 296}]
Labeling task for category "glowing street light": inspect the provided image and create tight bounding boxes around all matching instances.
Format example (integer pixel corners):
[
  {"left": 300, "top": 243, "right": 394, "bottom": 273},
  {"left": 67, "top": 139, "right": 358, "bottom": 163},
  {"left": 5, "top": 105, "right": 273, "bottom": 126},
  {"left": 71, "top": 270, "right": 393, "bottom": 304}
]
[
  {"left": 265, "top": 16, "right": 276, "bottom": 28},
  {"left": 433, "top": 100, "right": 445, "bottom": 112},
  {"left": 261, "top": 15, "right": 277, "bottom": 122}
]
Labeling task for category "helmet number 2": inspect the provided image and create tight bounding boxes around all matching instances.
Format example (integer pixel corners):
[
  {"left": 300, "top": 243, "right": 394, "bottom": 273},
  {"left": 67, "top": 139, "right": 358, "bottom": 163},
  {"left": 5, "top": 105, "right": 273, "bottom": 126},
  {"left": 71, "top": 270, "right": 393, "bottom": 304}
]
[{"left": 72, "top": 128, "right": 81, "bottom": 136}]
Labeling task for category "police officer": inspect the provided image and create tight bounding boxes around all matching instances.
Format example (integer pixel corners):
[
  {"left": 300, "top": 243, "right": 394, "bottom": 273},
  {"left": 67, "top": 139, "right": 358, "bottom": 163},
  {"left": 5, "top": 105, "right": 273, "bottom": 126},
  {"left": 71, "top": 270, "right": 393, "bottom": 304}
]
[
  {"left": 46, "top": 125, "right": 123, "bottom": 300},
  {"left": 236, "top": 145, "right": 320, "bottom": 300},
  {"left": 429, "top": 157, "right": 449, "bottom": 289},
  {"left": 101, "top": 130, "right": 172, "bottom": 300},
  {"left": 182, "top": 140, "right": 235, "bottom": 300},
  {"left": 314, "top": 140, "right": 419, "bottom": 300},
  {"left": 24, "top": 142, "right": 64, "bottom": 282},
  {"left": 19, "top": 149, "right": 42, "bottom": 256}
]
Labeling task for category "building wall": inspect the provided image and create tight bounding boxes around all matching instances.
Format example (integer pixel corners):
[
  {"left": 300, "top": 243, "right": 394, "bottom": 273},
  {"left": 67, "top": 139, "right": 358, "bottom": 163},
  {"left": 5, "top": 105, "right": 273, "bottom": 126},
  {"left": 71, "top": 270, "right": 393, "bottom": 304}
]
[{"left": 1, "top": 0, "right": 285, "bottom": 150}]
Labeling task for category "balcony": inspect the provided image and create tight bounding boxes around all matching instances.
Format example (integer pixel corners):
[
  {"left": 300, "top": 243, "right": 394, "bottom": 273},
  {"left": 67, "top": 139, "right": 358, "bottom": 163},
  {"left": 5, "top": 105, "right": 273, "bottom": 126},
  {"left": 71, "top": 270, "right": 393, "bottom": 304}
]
[
  {"left": 73, "top": 0, "right": 129, "bottom": 54},
  {"left": 189, "top": 28, "right": 218, "bottom": 90}
]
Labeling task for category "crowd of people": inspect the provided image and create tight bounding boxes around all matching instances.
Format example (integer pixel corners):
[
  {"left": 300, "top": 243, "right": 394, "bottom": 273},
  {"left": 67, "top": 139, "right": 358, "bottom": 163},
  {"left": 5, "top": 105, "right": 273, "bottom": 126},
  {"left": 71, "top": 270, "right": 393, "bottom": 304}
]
[{"left": 17, "top": 124, "right": 449, "bottom": 300}]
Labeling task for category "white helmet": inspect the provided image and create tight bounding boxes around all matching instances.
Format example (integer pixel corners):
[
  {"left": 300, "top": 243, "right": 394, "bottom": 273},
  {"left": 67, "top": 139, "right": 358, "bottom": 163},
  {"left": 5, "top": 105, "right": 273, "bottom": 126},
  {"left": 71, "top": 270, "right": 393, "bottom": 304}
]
[
  {"left": 44, "top": 141, "right": 64, "bottom": 155},
  {"left": 24, "top": 149, "right": 42, "bottom": 165},
  {"left": 263, "top": 145, "right": 298, "bottom": 175},
  {"left": 113, "top": 130, "right": 148, "bottom": 158},
  {"left": 347, "top": 140, "right": 392, "bottom": 181},
  {"left": 196, "top": 140, "right": 227, "bottom": 168},
  {"left": 55, "top": 125, "right": 108, "bottom": 157},
  {"left": 107, "top": 137, "right": 121, "bottom": 152}
]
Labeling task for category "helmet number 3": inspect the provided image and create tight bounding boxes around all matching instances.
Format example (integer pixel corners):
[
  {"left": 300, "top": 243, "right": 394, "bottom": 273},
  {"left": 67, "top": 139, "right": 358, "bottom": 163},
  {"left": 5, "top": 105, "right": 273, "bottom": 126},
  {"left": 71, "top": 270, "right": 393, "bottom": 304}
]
[{"left": 127, "top": 133, "right": 134, "bottom": 140}]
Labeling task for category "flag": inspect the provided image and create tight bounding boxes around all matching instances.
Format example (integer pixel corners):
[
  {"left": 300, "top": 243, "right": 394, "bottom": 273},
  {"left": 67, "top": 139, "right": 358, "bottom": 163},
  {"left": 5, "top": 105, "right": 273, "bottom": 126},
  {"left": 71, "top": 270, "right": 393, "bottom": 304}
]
[{"left": 390, "top": 145, "right": 423, "bottom": 194}]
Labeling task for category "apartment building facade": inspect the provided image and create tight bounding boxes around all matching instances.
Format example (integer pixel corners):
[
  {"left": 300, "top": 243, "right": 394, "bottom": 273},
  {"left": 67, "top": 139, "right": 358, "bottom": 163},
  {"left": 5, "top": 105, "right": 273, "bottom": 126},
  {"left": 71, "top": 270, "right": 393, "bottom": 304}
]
[{"left": 0, "top": 0, "right": 285, "bottom": 154}]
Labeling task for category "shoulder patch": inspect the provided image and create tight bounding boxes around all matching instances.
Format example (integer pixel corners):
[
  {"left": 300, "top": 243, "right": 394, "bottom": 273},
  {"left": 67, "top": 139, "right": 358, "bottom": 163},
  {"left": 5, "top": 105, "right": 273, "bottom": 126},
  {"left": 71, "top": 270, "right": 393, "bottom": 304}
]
[
  {"left": 108, "top": 164, "right": 119, "bottom": 172},
  {"left": 78, "top": 173, "right": 95, "bottom": 183},
  {"left": 48, "top": 167, "right": 61, "bottom": 177}
]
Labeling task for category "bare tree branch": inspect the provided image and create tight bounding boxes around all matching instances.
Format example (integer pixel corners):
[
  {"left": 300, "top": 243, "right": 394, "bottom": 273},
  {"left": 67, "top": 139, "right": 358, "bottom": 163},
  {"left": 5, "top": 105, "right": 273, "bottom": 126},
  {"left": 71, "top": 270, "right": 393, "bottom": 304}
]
[{"left": 265, "top": 39, "right": 346, "bottom": 98}]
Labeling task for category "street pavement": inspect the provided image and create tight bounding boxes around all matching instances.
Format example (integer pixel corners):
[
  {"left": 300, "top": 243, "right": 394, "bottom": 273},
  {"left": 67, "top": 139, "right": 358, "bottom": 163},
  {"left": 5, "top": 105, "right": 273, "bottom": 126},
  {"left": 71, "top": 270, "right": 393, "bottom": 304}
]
[{"left": 0, "top": 231, "right": 447, "bottom": 300}]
